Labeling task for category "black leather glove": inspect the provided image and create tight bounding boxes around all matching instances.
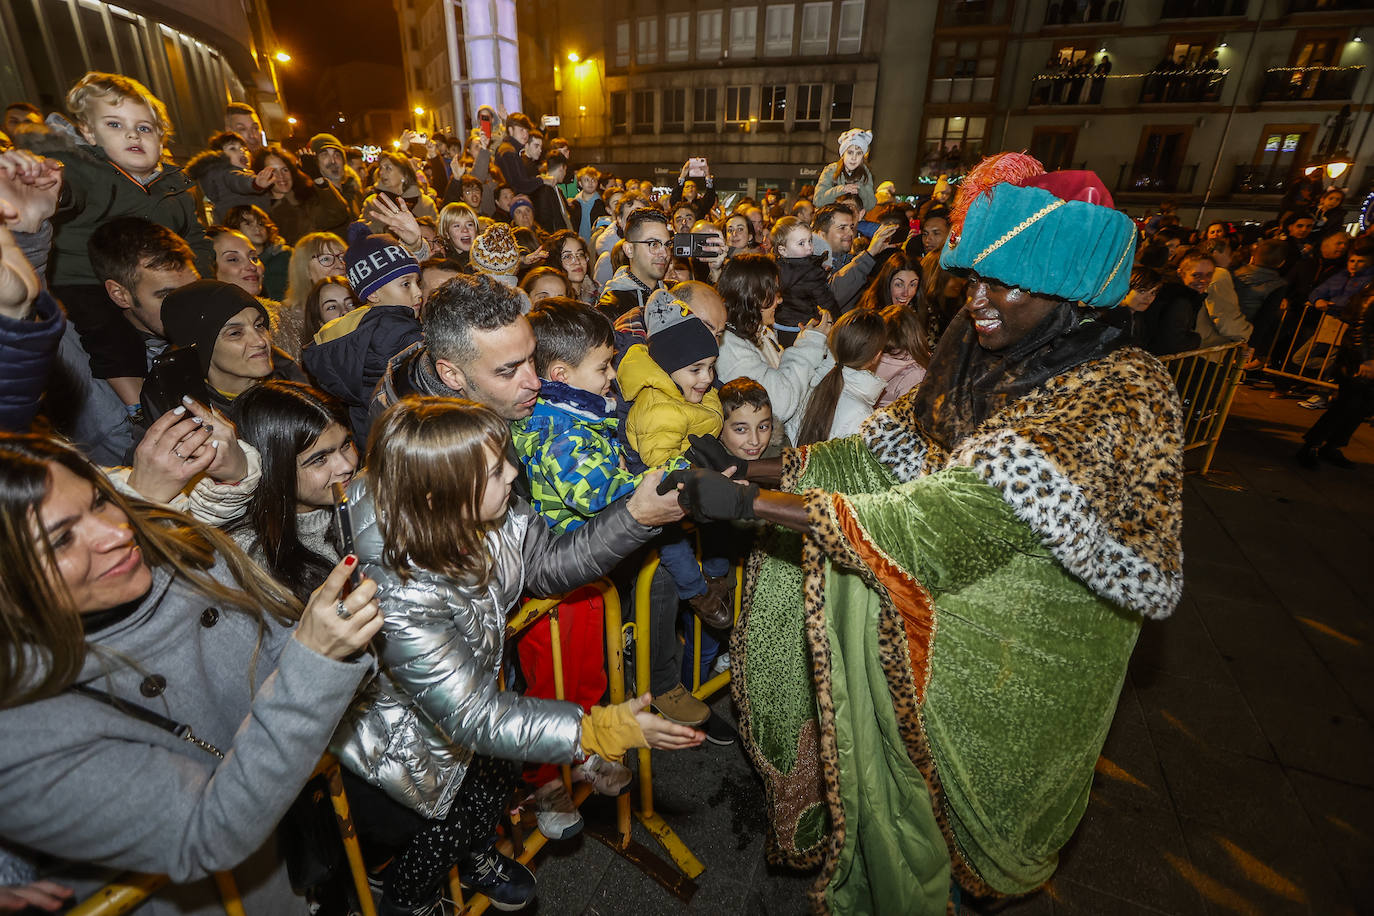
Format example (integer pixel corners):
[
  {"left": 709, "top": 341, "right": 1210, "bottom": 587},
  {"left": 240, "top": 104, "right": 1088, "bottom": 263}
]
[
  {"left": 684, "top": 433, "right": 748, "bottom": 477},
  {"left": 297, "top": 151, "right": 325, "bottom": 184},
  {"left": 658, "top": 468, "right": 759, "bottom": 521}
]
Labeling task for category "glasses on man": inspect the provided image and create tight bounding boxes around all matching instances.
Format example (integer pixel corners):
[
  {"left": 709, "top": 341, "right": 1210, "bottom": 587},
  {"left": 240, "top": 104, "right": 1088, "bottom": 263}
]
[
  {"left": 314, "top": 252, "right": 345, "bottom": 268},
  {"left": 629, "top": 238, "right": 669, "bottom": 253}
]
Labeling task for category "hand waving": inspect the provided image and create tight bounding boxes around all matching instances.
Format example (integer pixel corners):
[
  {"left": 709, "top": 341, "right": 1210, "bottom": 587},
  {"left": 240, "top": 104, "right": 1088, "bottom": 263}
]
[{"left": 367, "top": 194, "right": 421, "bottom": 248}]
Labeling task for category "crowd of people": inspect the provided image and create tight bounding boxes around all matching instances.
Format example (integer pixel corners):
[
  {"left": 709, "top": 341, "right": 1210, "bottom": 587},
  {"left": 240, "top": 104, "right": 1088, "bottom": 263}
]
[{"left": 0, "top": 68, "right": 1369, "bottom": 916}]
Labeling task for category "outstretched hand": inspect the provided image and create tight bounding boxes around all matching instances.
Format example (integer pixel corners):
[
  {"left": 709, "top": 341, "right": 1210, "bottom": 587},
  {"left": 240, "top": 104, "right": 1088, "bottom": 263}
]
[
  {"left": 0, "top": 149, "right": 62, "bottom": 234},
  {"left": 367, "top": 194, "right": 421, "bottom": 248},
  {"left": 631, "top": 693, "right": 704, "bottom": 750},
  {"left": 659, "top": 467, "right": 758, "bottom": 521},
  {"left": 685, "top": 433, "right": 746, "bottom": 476}
]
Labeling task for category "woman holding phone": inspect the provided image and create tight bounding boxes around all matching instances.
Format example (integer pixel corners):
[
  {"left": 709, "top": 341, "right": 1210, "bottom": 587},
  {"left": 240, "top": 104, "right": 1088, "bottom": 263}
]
[{"left": 0, "top": 432, "right": 380, "bottom": 914}]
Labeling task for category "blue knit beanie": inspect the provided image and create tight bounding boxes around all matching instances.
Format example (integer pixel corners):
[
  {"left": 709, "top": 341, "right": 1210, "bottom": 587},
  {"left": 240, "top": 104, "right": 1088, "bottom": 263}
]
[{"left": 345, "top": 221, "right": 419, "bottom": 302}]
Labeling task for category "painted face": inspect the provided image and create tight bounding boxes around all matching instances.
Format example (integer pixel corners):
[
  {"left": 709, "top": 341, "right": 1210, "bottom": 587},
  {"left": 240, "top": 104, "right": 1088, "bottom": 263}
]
[
  {"left": 295, "top": 422, "right": 358, "bottom": 512},
  {"left": 1179, "top": 258, "right": 1215, "bottom": 294},
  {"left": 527, "top": 274, "right": 567, "bottom": 303},
  {"left": 626, "top": 222, "right": 672, "bottom": 282},
  {"left": 117, "top": 259, "right": 197, "bottom": 336},
  {"left": 318, "top": 147, "right": 345, "bottom": 182},
  {"left": 889, "top": 269, "right": 919, "bottom": 307},
  {"left": 223, "top": 141, "right": 249, "bottom": 170},
  {"left": 213, "top": 232, "right": 263, "bottom": 296},
  {"left": 368, "top": 273, "right": 423, "bottom": 314},
  {"left": 778, "top": 229, "right": 814, "bottom": 259},
  {"left": 842, "top": 147, "right": 865, "bottom": 171},
  {"left": 80, "top": 97, "right": 163, "bottom": 179},
  {"left": 824, "top": 213, "right": 856, "bottom": 254},
  {"left": 669, "top": 357, "right": 716, "bottom": 404},
  {"left": 455, "top": 319, "right": 541, "bottom": 419},
  {"left": 317, "top": 283, "right": 356, "bottom": 325},
  {"left": 309, "top": 246, "right": 346, "bottom": 283},
  {"left": 562, "top": 342, "right": 617, "bottom": 397},
  {"left": 725, "top": 216, "right": 751, "bottom": 250},
  {"left": 558, "top": 242, "right": 589, "bottom": 283},
  {"left": 208, "top": 306, "right": 273, "bottom": 393},
  {"left": 963, "top": 275, "right": 1060, "bottom": 351},
  {"left": 922, "top": 217, "right": 950, "bottom": 254},
  {"left": 447, "top": 215, "right": 478, "bottom": 252},
  {"left": 720, "top": 404, "right": 773, "bottom": 461},
  {"left": 478, "top": 443, "right": 519, "bottom": 523},
  {"left": 226, "top": 112, "right": 262, "bottom": 149},
  {"left": 36, "top": 462, "right": 152, "bottom": 613}
]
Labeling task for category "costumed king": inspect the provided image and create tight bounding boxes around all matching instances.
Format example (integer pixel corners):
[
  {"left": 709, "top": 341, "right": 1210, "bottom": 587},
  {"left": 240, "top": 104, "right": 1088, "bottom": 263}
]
[{"left": 669, "top": 152, "right": 1184, "bottom": 914}]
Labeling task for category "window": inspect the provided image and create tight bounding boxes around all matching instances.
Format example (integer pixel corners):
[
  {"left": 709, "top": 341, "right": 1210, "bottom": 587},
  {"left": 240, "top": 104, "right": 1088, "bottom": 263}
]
[
  {"left": 663, "top": 88, "right": 686, "bottom": 132},
  {"left": 921, "top": 116, "right": 987, "bottom": 175},
  {"left": 801, "top": 3, "right": 832, "bottom": 55},
  {"left": 1029, "top": 126, "right": 1078, "bottom": 171},
  {"left": 795, "top": 83, "right": 823, "bottom": 128},
  {"left": 667, "top": 13, "right": 690, "bottom": 62},
  {"left": 928, "top": 38, "right": 999, "bottom": 103},
  {"left": 694, "top": 87, "right": 718, "bottom": 130},
  {"left": 1241, "top": 124, "right": 1315, "bottom": 192},
  {"left": 698, "top": 10, "right": 723, "bottom": 59},
  {"left": 837, "top": 0, "right": 864, "bottom": 54},
  {"left": 760, "top": 84, "right": 787, "bottom": 130},
  {"left": 611, "top": 91, "right": 628, "bottom": 131},
  {"left": 1127, "top": 126, "right": 1192, "bottom": 192},
  {"left": 730, "top": 8, "right": 757, "bottom": 58},
  {"left": 615, "top": 21, "right": 630, "bottom": 66},
  {"left": 831, "top": 83, "right": 854, "bottom": 128},
  {"left": 633, "top": 89, "right": 655, "bottom": 132},
  {"left": 637, "top": 17, "right": 658, "bottom": 64},
  {"left": 765, "top": 5, "right": 794, "bottom": 56},
  {"left": 725, "top": 85, "right": 752, "bottom": 123}
]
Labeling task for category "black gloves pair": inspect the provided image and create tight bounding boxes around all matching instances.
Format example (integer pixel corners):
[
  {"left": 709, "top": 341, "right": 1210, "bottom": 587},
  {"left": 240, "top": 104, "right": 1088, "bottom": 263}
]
[
  {"left": 684, "top": 433, "right": 748, "bottom": 478},
  {"left": 657, "top": 468, "right": 759, "bottom": 521}
]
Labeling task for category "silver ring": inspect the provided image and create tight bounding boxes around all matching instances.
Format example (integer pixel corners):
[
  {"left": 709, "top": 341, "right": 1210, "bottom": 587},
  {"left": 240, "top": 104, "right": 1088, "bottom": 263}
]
[
  {"left": 335, "top": 600, "right": 352, "bottom": 620},
  {"left": 173, "top": 449, "right": 184, "bottom": 459}
]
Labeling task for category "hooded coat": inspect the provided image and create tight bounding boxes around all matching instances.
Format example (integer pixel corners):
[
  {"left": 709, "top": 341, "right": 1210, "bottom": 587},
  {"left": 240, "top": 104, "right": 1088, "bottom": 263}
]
[
  {"left": 301, "top": 305, "right": 422, "bottom": 446},
  {"left": 618, "top": 344, "right": 723, "bottom": 467},
  {"left": 184, "top": 150, "right": 271, "bottom": 224}
]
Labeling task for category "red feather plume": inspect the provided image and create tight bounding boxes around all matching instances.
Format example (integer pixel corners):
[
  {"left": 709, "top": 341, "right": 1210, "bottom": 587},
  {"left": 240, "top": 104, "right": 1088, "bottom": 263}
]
[{"left": 947, "top": 152, "right": 1046, "bottom": 239}]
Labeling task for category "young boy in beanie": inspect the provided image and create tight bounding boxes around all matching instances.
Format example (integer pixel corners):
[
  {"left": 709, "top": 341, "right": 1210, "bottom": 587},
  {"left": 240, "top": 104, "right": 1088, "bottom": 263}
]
[
  {"left": 301, "top": 222, "right": 423, "bottom": 446},
  {"left": 771, "top": 216, "right": 838, "bottom": 348}
]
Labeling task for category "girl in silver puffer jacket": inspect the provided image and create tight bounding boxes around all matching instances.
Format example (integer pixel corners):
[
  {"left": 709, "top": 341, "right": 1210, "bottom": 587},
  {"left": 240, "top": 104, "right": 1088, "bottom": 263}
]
[{"left": 333, "top": 397, "right": 702, "bottom": 915}]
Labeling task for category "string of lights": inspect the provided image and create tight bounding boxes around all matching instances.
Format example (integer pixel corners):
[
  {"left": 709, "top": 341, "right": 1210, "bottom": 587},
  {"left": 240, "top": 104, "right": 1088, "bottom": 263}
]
[{"left": 1031, "top": 68, "right": 1230, "bottom": 81}]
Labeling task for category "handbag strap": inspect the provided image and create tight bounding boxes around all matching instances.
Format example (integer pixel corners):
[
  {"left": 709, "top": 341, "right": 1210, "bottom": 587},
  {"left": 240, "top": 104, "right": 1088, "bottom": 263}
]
[{"left": 71, "top": 683, "right": 225, "bottom": 760}]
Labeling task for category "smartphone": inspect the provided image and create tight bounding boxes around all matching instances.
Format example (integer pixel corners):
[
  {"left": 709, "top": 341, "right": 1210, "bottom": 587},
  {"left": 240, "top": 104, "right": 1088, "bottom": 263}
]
[
  {"left": 856, "top": 220, "right": 910, "bottom": 244},
  {"left": 856, "top": 220, "right": 879, "bottom": 238},
  {"left": 672, "top": 232, "right": 718, "bottom": 259},
  {"left": 331, "top": 482, "right": 361, "bottom": 594},
  {"left": 479, "top": 112, "right": 492, "bottom": 140},
  {"left": 687, "top": 157, "right": 707, "bottom": 178},
  {"left": 143, "top": 346, "right": 210, "bottom": 420}
]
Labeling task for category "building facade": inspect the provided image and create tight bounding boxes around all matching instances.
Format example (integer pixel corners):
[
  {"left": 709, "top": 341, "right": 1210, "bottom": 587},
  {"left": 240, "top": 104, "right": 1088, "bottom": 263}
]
[
  {"left": 968, "top": 0, "right": 1372, "bottom": 222},
  {"left": 0, "top": 0, "right": 292, "bottom": 155},
  {"left": 515, "top": 0, "right": 931, "bottom": 198}
]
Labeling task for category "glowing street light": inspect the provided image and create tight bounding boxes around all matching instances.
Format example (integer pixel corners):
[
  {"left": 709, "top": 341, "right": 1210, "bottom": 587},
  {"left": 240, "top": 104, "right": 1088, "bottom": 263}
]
[
  {"left": 274, "top": 51, "right": 291, "bottom": 63},
  {"left": 287, "top": 116, "right": 297, "bottom": 125},
  {"left": 414, "top": 106, "right": 425, "bottom": 116},
  {"left": 567, "top": 52, "right": 580, "bottom": 63}
]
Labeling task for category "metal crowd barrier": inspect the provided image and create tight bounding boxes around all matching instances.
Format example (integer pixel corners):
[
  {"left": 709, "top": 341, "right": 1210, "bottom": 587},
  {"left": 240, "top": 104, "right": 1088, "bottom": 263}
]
[
  {"left": 1157, "top": 339, "right": 1245, "bottom": 475},
  {"left": 1263, "top": 301, "right": 1347, "bottom": 392},
  {"left": 629, "top": 551, "right": 742, "bottom": 885}
]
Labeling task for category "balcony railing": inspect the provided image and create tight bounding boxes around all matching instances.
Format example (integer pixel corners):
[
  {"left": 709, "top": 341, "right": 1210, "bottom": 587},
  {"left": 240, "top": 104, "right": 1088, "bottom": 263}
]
[
  {"left": 1029, "top": 73, "right": 1109, "bottom": 105},
  {"left": 1231, "top": 164, "right": 1295, "bottom": 195},
  {"left": 1138, "top": 68, "right": 1227, "bottom": 103},
  {"left": 1043, "top": 0, "right": 1124, "bottom": 24},
  {"left": 1159, "top": 0, "right": 1248, "bottom": 16},
  {"left": 1286, "top": 0, "right": 1373, "bottom": 11},
  {"left": 1259, "top": 66, "right": 1364, "bottom": 102},
  {"left": 1117, "top": 162, "right": 1199, "bottom": 194},
  {"left": 940, "top": 0, "right": 1012, "bottom": 25}
]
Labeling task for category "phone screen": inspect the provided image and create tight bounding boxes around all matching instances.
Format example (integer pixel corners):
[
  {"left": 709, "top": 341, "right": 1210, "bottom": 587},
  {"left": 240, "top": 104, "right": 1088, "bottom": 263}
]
[
  {"left": 331, "top": 482, "right": 360, "bottom": 594},
  {"left": 479, "top": 114, "right": 492, "bottom": 140}
]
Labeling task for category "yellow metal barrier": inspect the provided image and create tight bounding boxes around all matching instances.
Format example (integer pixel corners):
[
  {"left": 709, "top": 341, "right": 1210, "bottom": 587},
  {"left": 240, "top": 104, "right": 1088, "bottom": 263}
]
[
  {"left": 1263, "top": 301, "right": 1347, "bottom": 392},
  {"left": 1159, "top": 340, "right": 1245, "bottom": 475},
  {"left": 66, "top": 873, "right": 170, "bottom": 916},
  {"left": 631, "top": 552, "right": 742, "bottom": 882}
]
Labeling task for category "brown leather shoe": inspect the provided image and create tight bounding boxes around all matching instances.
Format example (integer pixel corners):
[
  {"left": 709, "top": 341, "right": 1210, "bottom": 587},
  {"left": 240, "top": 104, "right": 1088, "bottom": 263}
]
[
  {"left": 687, "top": 588, "right": 733, "bottom": 629},
  {"left": 651, "top": 684, "right": 710, "bottom": 727}
]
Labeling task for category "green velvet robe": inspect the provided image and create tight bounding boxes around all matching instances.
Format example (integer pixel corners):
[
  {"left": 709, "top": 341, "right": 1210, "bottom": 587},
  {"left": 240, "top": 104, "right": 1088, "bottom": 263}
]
[{"left": 732, "top": 346, "right": 1184, "bottom": 915}]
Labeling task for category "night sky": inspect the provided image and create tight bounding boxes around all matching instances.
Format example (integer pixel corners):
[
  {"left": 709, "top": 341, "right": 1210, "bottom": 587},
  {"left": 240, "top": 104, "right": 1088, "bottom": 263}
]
[{"left": 264, "top": 0, "right": 405, "bottom": 127}]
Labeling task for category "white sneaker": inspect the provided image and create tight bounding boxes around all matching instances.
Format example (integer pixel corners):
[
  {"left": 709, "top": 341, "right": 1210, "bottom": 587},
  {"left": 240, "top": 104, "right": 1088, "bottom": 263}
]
[
  {"left": 532, "top": 778, "right": 583, "bottom": 840},
  {"left": 575, "top": 753, "right": 633, "bottom": 796},
  {"left": 711, "top": 651, "right": 731, "bottom": 676}
]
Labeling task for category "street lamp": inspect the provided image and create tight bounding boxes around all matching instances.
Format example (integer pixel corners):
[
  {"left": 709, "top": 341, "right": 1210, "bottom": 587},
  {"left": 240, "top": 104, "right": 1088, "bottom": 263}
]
[
  {"left": 274, "top": 51, "right": 291, "bottom": 63},
  {"left": 567, "top": 52, "right": 580, "bottom": 63},
  {"left": 287, "top": 116, "right": 297, "bottom": 125},
  {"left": 414, "top": 107, "right": 425, "bottom": 116}
]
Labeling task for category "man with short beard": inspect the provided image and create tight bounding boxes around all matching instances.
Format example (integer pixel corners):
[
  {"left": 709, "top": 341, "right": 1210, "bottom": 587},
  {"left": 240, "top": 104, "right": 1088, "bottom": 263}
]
[
  {"left": 224, "top": 102, "right": 264, "bottom": 152},
  {"left": 309, "top": 133, "right": 364, "bottom": 217},
  {"left": 596, "top": 209, "right": 670, "bottom": 324}
]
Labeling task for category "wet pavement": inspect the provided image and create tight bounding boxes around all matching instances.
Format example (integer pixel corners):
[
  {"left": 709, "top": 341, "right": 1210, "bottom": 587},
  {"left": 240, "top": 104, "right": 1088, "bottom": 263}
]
[{"left": 523, "top": 384, "right": 1374, "bottom": 915}]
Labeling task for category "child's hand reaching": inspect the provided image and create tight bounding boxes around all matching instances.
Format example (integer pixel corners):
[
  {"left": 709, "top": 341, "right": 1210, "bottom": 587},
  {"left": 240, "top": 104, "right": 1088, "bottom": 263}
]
[
  {"left": 581, "top": 694, "right": 704, "bottom": 761},
  {"left": 631, "top": 694, "right": 705, "bottom": 749}
]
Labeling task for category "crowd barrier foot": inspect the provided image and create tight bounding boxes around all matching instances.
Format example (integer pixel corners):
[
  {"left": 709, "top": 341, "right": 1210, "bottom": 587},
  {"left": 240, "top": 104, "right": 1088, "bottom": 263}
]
[
  {"left": 67, "top": 873, "right": 170, "bottom": 916},
  {"left": 586, "top": 822, "right": 699, "bottom": 902}
]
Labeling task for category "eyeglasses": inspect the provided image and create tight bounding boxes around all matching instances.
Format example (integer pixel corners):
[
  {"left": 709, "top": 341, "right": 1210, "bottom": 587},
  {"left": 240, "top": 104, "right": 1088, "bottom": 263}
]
[
  {"left": 628, "top": 238, "right": 669, "bottom": 253},
  {"left": 313, "top": 253, "right": 344, "bottom": 268},
  {"left": 561, "top": 249, "right": 589, "bottom": 262}
]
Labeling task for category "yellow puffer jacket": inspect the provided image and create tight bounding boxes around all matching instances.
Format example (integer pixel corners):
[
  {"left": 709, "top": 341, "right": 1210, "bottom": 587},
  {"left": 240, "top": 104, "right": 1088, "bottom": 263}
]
[{"left": 618, "top": 344, "right": 723, "bottom": 467}]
